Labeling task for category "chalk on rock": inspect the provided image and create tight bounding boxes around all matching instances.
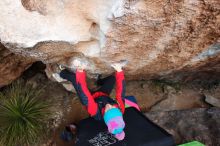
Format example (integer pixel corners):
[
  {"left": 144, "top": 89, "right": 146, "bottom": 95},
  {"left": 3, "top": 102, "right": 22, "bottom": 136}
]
[{"left": 111, "top": 60, "right": 128, "bottom": 68}]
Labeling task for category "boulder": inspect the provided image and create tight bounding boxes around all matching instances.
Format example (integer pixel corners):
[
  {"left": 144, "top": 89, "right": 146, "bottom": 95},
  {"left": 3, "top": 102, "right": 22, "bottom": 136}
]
[
  {"left": 0, "top": 43, "right": 34, "bottom": 87},
  {"left": 150, "top": 86, "right": 209, "bottom": 111},
  {"left": 146, "top": 108, "right": 220, "bottom": 146},
  {"left": 0, "top": 0, "right": 220, "bottom": 86},
  {"left": 204, "top": 85, "right": 220, "bottom": 107}
]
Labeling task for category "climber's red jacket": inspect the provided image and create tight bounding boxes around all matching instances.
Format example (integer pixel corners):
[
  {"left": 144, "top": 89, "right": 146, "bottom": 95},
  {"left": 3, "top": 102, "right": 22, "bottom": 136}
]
[{"left": 75, "top": 71, "right": 125, "bottom": 118}]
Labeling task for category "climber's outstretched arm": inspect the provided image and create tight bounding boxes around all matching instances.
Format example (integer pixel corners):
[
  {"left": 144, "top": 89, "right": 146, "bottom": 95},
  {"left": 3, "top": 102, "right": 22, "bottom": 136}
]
[
  {"left": 111, "top": 60, "right": 128, "bottom": 113},
  {"left": 75, "top": 70, "right": 98, "bottom": 116},
  {"left": 115, "top": 70, "right": 126, "bottom": 113},
  {"left": 59, "top": 59, "right": 98, "bottom": 117}
]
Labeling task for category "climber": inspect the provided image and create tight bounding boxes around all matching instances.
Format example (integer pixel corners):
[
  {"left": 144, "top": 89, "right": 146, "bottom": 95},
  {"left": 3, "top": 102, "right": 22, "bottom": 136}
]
[{"left": 53, "top": 58, "right": 140, "bottom": 141}]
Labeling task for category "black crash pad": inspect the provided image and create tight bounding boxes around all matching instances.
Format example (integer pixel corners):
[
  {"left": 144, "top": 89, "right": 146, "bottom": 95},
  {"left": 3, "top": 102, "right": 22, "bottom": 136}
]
[{"left": 75, "top": 107, "right": 175, "bottom": 146}]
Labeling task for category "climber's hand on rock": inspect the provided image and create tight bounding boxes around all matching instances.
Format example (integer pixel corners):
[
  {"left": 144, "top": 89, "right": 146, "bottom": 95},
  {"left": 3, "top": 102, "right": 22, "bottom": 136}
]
[
  {"left": 111, "top": 60, "right": 128, "bottom": 72},
  {"left": 111, "top": 63, "right": 123, "bottom": 72},
  {"left": 71, "top": 58, "right": 87, "bottom": 72},
  {"left": 73, "top": 59, "right": 84, "bottom": 72}
]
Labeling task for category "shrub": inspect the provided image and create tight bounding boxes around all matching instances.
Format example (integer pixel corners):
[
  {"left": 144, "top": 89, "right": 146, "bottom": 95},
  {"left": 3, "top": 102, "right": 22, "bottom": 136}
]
[{"left": 0, "top": 80, "right": 51, "bottom": 146}]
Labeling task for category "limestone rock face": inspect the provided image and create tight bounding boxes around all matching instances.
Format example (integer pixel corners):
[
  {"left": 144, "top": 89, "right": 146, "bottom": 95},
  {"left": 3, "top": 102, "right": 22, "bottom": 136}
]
[
  {"left": 0, "top": 0, "right": 220, "bottom": 86},
  {"left": 0, "top": 43, "right": 34, "bottom": 87}
]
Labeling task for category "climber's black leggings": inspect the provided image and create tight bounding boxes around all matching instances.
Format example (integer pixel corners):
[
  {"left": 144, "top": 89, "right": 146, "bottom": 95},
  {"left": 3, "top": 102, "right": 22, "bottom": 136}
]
[
  {"left": 92, "top": 75, "right": 115, "bottom": 95},
  {"left": 60, "top": 69, "right": 115, "bottom": 95}
]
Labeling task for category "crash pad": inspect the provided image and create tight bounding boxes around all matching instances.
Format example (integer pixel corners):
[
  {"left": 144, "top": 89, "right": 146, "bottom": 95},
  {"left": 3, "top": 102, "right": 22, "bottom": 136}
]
[
  {"left": 178, "top": 141, "right": 205, "bottom": 146},
  {"left": 75, "top": 107, "right": 175, "bottom": 146}
]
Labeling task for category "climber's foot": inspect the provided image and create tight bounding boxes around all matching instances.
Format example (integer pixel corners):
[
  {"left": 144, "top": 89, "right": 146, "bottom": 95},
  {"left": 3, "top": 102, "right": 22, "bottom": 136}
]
[
  {"left": 58, "top": 64, "right": 66, "bottom": 71},
  {"left": 52, "top": 73, "right": 67, "bottom": 82}
]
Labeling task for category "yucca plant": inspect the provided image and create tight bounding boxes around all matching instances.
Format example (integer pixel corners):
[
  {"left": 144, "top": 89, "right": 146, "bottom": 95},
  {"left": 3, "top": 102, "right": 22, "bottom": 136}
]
[{"left": 0, "top": 80, "right": 51, "bottom": 146}]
